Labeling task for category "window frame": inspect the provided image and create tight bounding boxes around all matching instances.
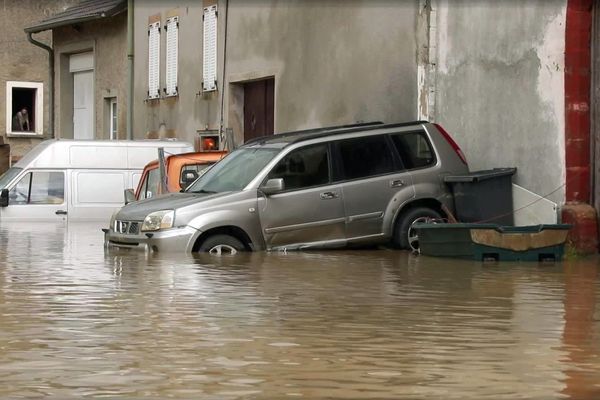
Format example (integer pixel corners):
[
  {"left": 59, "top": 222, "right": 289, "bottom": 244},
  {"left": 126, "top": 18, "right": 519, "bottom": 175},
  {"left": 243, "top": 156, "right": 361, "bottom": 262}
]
[
  {"left": 5, "top": 81, "right": 44, "bottom": 137},
  {"left": 109, "top": 98, "right": 118, "bottom": 140}
]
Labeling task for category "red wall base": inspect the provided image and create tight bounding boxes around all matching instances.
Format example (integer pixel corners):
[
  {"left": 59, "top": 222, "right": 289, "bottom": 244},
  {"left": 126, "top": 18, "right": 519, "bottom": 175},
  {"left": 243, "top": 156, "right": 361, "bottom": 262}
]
[{"left": 561, "top": 202, "right": 599, "bottom": 254}]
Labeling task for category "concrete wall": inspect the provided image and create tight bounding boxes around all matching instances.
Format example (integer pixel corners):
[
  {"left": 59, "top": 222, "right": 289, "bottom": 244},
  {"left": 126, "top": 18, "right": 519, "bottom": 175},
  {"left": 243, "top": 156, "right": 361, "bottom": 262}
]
[
  {"left": 0, "top": 0, "right": 77, "bottom": 158},
  {"left": 430, "top": 0, "right": 567, "bottom": 203},
  {"left": 224, "top": 0, "right": 420, "bottom": 144},
  {"left": 133, "top": 0, "right": 420, "bottom": 144},
  {"left": 53, "top": 12, "right": 127, "bottom": 139}
]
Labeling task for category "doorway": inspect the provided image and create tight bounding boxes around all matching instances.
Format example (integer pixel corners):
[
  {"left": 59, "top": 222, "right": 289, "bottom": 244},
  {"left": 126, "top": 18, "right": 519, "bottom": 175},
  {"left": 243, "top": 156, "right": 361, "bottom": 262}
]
[
  {"left": 69, "top": 52, "right": 94, "bottom": 140},
  {"left": 243, "top": 78, "right": 274, "bottom": 142}
]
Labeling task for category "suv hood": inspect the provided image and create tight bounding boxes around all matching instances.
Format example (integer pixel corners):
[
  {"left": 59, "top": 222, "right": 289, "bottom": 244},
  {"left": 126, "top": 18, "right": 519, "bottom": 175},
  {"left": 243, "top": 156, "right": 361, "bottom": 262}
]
[{"left": 117, "top": 192, "right": 226, "bottom": 221}]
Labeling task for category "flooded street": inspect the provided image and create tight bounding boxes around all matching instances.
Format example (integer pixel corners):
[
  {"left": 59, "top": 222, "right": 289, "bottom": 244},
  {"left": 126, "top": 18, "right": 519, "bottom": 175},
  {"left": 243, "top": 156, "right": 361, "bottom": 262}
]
[{"left": 0, "top": 222, "right": 599, "bottom": 399}]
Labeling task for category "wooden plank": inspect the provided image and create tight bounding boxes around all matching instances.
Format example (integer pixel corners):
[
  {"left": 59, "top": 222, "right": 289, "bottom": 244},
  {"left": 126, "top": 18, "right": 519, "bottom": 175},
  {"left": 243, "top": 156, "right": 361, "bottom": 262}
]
[{"left": 470, "top": 229, "right": 569, "bottom": 251}]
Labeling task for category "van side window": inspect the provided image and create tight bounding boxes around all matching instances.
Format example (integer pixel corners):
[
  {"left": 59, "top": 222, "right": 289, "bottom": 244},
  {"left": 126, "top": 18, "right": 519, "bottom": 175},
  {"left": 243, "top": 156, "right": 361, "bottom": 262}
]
[
  {"left": 391, "top": 131, "right": 435, "bottom": 169},
  {"left": 268, "top": 144, "right": 330, "bottom": 191},
  {"left": 9, "top": 171, "right": 64, "bottom": 205},
  {"left": 142, "top": 168, "right": 160, "bottom": 199},
  {"left": 337, "top": 135, "right": 395, "bottom": 180}
]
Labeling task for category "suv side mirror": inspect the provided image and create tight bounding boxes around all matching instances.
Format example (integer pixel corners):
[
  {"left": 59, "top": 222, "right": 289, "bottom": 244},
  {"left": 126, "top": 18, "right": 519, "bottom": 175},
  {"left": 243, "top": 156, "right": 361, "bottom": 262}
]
[
  {"left": 260, "top": 178, "right": 284, "bottom": 195},
  {"left": 181, "top": 170, "right": 199, "bottom": 189},
  {"left": 124, "top": 188, "right": 136, "bottom": 205},
  {"left": 0, "top": 189, "right": 8, "bottom": 207}
]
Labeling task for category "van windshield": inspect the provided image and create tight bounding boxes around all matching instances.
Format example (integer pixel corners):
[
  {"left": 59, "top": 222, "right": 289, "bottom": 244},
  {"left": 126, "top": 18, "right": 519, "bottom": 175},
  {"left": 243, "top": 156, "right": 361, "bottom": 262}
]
[
  {"left": 0, "top": 167, "right": 22, "bottom": 190},
  {"left": 186, "top": 148, "right": 279, "bottom": 193}
]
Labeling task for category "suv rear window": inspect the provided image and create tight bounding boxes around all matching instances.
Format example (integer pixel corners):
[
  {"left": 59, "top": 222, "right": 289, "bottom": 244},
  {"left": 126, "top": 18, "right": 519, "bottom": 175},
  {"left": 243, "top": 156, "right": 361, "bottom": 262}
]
[
  {"left": 390, "top": 131, "right": 435, "bottom": 170},
  {"left": 337, "top": 135, "right": 395, "bottom": 180}
]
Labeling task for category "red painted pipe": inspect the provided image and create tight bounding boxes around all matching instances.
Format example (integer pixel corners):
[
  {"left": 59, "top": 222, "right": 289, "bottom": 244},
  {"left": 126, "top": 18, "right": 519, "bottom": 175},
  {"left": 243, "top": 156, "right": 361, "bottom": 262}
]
[{"left": 565, "top": 0, "right": 593, "bottom": 202}]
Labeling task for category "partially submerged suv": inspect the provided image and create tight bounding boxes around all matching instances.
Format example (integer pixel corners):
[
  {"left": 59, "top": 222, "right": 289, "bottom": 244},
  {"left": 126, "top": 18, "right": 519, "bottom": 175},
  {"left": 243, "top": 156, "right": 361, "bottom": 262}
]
[{"left": 105, "top": 121, "right": 468, "bottom": 253}]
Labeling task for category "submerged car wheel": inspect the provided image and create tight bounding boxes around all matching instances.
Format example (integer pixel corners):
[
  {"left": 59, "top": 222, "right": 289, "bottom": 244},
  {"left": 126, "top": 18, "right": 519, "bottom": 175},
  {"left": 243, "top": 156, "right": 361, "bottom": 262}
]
[
  {"left": 198, "top": 234, "right": 245, "bottom": 255},
  {"left": 394, "top": 207, "right": 442, "bottom": 251}
]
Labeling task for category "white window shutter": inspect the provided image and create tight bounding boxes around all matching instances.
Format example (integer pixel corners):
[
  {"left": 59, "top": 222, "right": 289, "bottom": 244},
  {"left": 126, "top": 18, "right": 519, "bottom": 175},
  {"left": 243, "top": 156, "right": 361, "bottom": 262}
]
[
  {"left": 165, "top": 16, "right": 179, "bottom": 97},
  {"left": 148, "top": 21, "right": 161, "bottom": 99},
  {"left": 203, "top": 5, "right": 218, "bottom": 92}
]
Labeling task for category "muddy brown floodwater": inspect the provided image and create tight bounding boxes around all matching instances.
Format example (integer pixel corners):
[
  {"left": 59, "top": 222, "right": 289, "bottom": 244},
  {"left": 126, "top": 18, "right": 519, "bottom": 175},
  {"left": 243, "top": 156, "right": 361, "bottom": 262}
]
[{"left": 0, "top": 222, "right": 599, "bottom": 399}]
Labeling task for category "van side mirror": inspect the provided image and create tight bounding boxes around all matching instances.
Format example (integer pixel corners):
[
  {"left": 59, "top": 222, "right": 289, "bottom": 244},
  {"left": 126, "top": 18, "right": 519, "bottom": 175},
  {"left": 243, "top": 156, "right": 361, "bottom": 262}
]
[
  {"left": 181, "top": 170, "right": 199, "bottom": 189},
  {"left": 0, "top": 189, "right": 8, "bottom": 207},
  {"left": 124, "top": 188, "right": 136, "bottom": 205},
  {"left": 260, "top": 178, "right": 284, "bottom": 195}
]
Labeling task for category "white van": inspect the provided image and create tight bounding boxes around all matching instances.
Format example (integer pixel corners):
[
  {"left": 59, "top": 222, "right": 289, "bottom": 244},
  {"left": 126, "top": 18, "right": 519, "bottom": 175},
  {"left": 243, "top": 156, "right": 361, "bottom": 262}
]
[{"left": 0, "top": 140, "right": 193, "bottom": 221}]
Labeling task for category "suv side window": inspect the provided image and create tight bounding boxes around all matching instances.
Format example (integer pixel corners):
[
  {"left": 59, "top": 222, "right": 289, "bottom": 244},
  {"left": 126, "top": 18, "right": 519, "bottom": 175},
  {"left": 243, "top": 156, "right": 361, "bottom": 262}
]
[
  {"left": 268, "top": 144, "right": 330, "bottom": 191},
  {"left": 390, "top": 131, "right": 435, "bottom": 170},
  {"left": 336, "top": 135, "right": 395, "bottom": 180}
]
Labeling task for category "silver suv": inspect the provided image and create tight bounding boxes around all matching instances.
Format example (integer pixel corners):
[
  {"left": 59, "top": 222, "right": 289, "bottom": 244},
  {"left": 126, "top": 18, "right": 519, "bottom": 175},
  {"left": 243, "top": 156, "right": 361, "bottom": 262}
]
[{"left": 105, "top": 121, "right": 468, "bottom": 253}]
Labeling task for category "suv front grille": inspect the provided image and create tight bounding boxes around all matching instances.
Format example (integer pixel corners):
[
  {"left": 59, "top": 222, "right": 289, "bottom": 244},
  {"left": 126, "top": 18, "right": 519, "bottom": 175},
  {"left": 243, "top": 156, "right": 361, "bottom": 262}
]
[{"left": 114, "top": 220, "right": 141, "bottom": 235}]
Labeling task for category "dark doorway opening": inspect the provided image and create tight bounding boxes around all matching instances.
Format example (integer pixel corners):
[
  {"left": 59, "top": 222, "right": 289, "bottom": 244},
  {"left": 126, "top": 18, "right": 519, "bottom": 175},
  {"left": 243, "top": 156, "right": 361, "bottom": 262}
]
[
  {"left": 11, "top": 87, "right": 36, "bottom": 132},
  {"left": 243, "top": 78, "right": 274, "bottom": 142}
]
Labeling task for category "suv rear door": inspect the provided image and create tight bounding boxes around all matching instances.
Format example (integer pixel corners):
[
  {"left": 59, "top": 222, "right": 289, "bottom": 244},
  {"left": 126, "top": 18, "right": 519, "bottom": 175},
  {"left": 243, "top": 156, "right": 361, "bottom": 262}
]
[
  {"left": 258, "top": 143, "right": 346, "bottom": 249},
  {"left": 333, "top": 134, "right": 415, "bottom": 240}
]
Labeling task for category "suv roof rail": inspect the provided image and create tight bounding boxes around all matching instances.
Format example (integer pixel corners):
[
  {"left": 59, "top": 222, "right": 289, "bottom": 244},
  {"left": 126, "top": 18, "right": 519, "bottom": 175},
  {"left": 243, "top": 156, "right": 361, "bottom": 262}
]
[
  {"left": 243, "top": 120, "right": 429, "bottom": 147},
  {"left": 243, "top": 121, "right": 383, "bottom": 146},
  {"left": 285, "top": 120, "right": 430, "bottom": 146}
]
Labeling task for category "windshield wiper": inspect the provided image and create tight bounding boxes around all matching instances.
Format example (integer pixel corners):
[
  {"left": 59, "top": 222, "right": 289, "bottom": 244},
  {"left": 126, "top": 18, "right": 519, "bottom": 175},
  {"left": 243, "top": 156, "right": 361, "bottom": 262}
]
[{"left": 190, "top": 189, "right": 218, "bottom": 194}]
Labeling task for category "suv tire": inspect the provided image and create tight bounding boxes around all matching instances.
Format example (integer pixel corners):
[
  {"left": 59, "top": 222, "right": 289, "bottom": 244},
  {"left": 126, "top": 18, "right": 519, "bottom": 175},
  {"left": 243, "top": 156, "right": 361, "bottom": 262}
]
[
  {"left": 198, "top": 234, "right": 245, "bottom": 255},
  {"left": 394, "top": 207, "right": 442, "bottom": 251}
]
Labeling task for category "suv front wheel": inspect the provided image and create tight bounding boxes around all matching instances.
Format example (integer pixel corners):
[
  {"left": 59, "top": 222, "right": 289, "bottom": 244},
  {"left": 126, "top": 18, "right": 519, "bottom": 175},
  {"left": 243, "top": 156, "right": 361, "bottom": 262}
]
[{"left": 394, "top": 207, "right": 442, "bottom": 251}]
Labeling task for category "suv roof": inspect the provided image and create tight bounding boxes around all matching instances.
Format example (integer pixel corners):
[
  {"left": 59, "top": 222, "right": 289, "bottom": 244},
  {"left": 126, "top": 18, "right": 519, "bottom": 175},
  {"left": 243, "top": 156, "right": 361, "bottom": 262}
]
[{"left": 243, "top": 120, "right": 428, "bottom": 147}]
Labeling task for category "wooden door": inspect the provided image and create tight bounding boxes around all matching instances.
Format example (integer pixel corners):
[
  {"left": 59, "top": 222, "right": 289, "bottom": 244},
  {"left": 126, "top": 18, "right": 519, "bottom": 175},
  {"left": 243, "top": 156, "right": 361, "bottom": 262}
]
[
  {"left": 593, "top": 0, "right": 600, "bottom": 214},
  {"left": 243, "top": 78, "right": 274, "bottom": 142}
]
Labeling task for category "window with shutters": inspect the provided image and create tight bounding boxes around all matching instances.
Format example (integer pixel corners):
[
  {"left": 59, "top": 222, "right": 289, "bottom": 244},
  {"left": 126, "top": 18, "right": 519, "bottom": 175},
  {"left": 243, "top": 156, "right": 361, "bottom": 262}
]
[
  {"left": 165, "top": 16, "right": 179, "bottom": 97},
  {"left": 203, "top": 5, "right": 217, "bottom": 92},
  {"left": 148, "top": 21, "right": 161, "bottom": 99}
]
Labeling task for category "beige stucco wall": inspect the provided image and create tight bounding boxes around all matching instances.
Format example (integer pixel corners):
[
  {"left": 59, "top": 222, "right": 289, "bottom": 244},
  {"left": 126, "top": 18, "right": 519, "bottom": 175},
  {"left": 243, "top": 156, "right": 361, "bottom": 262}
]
[
  {"left": 53, "top": 12, "right": 127, "bottom": 140},
  {"left": 133, "top": 0, "right": 420, "bottom": 145},
  {"left": 0, "top": 0, "right": 77, "bottom": 158}
]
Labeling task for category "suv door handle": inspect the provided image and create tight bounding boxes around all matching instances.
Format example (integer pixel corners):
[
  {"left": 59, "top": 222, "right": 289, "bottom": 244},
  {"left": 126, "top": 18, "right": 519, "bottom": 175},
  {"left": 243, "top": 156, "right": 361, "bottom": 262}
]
[
  {"left": 55, "top": 210, "right": 68, "bottom": 215},
  {"left": 390, "top": 179, "right": 405, "bottom": 188},
  {"left": 320, "top": 191, "right": 338, "bottom": 200}
]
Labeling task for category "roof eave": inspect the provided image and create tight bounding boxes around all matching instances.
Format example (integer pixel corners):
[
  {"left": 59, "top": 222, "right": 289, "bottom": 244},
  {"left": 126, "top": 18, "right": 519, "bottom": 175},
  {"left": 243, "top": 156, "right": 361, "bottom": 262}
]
[{"left": 24, "top": 4, "right": 126, "bottom": 34}]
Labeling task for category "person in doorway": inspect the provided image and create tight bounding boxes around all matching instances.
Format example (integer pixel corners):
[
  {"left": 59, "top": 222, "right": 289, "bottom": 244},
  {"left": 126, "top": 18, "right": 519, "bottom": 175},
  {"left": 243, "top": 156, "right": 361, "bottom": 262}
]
[{"left": 12, "top": 108, "right": 30, "bottom": 132}]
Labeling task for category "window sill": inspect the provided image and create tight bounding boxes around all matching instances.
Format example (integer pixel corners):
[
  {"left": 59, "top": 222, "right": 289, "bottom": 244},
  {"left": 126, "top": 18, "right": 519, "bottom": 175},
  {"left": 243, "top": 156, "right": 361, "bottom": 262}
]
[{"left": 6, "top": 131, "right": 43, "bottom": 138}]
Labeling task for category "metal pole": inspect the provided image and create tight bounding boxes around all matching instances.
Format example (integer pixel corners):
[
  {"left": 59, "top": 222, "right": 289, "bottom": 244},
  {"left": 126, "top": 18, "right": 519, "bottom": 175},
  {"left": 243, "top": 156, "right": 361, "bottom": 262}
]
[
  {"left": 127, "top": 0, "right": 134, "bottom": 140},
  {"left": 158, "top": 147, "right": 168, "bottom": 194},
  {"left": 27, "top": 33, "right": 54, "bottom": 138}
]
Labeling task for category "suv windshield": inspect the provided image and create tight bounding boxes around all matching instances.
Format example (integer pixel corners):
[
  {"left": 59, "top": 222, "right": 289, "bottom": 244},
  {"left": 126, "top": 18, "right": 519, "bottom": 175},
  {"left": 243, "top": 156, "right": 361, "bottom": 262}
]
[
  {"left": 0, "top": 167, "right": 22, "bottom": 190},
  {"left": 186, "top": 148, "right": 279, "bottom": 193}
]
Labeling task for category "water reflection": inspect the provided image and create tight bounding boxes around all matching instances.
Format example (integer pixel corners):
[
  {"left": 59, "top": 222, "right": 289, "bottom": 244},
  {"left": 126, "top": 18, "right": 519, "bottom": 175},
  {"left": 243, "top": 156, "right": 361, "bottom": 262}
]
[{"left": 0, "top": 222, "right": 598, "bottom": 398}]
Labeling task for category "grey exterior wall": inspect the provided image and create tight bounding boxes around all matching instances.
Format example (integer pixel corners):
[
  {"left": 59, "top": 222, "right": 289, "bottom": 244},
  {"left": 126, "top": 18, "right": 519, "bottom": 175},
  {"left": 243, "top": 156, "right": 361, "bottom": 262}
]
[
  {"left": 53, "top": 12, "right": 127, "bottom": 139},
  {"left": 1, "top": 0, "right": 77, "bottom": 158},
  {"left": 430, "top": 0, "right": 567, "bottom": 203},
  {"left": 133, "top": 0, "right": 420, "bottom": 144},
  {"left": 133, "top": 1, "right": 212, "bottom": 140}
]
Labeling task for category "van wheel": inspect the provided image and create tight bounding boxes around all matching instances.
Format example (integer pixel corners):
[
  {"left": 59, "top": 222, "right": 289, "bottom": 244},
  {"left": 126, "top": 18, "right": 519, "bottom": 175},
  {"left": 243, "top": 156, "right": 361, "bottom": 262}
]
[
  {"left": 198, "top": 234, "right": 245, "bottom": 255},
  {"left": 394, "top": 207, "right": 442, "bottom": 251}
]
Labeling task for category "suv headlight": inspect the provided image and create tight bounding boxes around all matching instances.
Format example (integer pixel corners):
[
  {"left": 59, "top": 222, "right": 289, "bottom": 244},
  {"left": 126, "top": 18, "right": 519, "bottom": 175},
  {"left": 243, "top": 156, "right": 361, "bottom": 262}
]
[{"left": 141, "top": 210, "right": 174, "bottom": 232}]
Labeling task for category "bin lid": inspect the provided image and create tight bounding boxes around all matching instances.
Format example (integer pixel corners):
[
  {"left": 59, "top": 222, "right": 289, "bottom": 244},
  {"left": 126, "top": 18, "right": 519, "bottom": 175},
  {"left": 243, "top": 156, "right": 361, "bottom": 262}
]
[{"left": 443, "top": 167, "right": 517, "bottom": 183}]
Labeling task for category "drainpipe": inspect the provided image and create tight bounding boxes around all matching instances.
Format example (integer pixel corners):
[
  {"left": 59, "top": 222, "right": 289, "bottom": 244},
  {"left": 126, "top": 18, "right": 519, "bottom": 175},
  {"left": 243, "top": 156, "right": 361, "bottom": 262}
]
[
  {"left": 27, "top": 33, "right": 54, "bottom": 138},
  {"left": 127, "top": 0, "right": 134, "bottom": 140}
]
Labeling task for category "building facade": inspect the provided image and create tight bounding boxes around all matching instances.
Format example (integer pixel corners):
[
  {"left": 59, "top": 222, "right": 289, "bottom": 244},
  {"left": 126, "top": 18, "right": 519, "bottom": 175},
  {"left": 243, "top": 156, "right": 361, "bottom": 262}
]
[
  {"left": 1, "top": 0, "right": 77, "bottom": 163},
  {"left": 26, "top": 0, "right": 128, "bottom": 141}
]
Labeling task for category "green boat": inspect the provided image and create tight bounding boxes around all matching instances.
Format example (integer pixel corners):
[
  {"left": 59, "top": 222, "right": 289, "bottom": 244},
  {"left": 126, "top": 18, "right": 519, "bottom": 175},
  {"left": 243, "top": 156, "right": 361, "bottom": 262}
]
[{"left": 413, "top": 223, "right": 571, "bottom": 262}]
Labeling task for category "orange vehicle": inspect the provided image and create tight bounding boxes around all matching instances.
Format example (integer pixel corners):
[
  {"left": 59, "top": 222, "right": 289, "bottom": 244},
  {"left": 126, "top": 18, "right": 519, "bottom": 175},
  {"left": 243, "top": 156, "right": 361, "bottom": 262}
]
[{"left": 134, "top": 151, "right": 227, "bottom": 201}]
